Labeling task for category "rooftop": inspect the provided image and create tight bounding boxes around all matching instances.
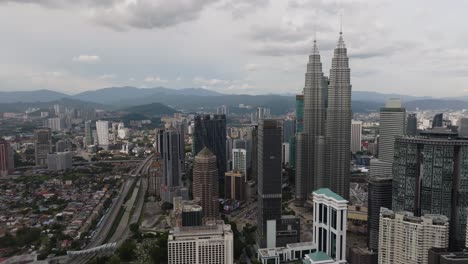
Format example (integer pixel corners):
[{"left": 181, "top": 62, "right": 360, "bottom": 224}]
[
  {"left": 313, "top": 188, "right": 346, "bottom": 202},
  {"left": 304, "top": 251, "right": 333, "bottom": 263}
]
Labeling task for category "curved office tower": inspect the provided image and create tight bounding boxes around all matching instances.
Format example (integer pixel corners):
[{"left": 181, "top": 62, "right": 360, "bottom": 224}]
[
  {"left": 295, "top": 40, "right": 327, "bottom": 204},
  {"left": 326, "top": 32, "right": 352, "bottom": 200}
]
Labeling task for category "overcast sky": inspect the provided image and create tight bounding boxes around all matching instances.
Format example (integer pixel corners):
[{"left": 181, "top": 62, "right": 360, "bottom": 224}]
[{"left": 1, "top": 0, "right": 467, "bottom": 97}]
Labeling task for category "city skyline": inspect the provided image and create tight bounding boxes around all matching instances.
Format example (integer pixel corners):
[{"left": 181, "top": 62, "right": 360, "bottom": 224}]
[{"left": 1, "top": 1, "right": 468, "bottom": 97}]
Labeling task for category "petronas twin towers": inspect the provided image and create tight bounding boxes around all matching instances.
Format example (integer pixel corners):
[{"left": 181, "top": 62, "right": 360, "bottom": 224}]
[{"left": 296, "top": 32, "right": 352, "bottom": 203}]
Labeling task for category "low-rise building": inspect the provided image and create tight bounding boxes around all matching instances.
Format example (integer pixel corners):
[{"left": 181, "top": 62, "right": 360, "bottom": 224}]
[{"left": 168, "top": 220, "right": 233, "bottom": 264}]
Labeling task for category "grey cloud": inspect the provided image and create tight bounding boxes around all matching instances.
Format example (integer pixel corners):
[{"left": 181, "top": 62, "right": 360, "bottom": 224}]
[
  {"left": 1, "top": 0, "right": 218, "bottom": 30},
  {"left": 0, "top": 0, "right": 119, "bottom": 8},
  {"left": 250, "top": 23, "right": 331, "bottom": 43},
  {"left": 218, "top": 0, "right": 270, "bottom": 19},
  {"left": 251, "top": 39, "right": 335, "bottom": 56},
  {"left": 93, "top": 0, "right": 219, "bottom": 30}
]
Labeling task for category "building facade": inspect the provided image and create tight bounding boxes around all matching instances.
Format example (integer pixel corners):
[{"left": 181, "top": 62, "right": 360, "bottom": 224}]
[
  {"left": 192, "top": 114, "right": 227, "bottom": 180},
  {"left": 0, "top": 139, "right": 14, "bottom": 176},
  {"left": 367, "top": 167, "right": 393, "bottom": 251},
  {"left": 407, "top": 113, "right": 418, "bottom": 136},
  {"left": 392, "top": 135, "right": 468, "bottom": 249},
  {"left": 367, "top": 99, "right": 406, "bottom": 252},
  {"left": 168, "top": 221, "right": 233, "bottom": 264},
  {"left": 224, "top": 171, "right": 245, "bottom": 201},
  {"left": 312, "top": 188, "right": 348, "bottom": 263},
  {"left": 378, "top": 208, "right": 449, "bottom": 264},
  {"left": 193, "top": 147, "right": 219, "bottom": 221},
  {"left": 85, "top": 120, "right": 93, "bottom": 147},
  {"left": 95, "top": 120, "right": 109, "bottom": 148},
  {"left": 232, "top": 148, "right": 247, "bottom": 176},
  {"left": 325, "top": 33, "right": 352, "bottom": 200},
  {"left": 351, "top": 120, "right": 362, "bottom": 153},
  {"left": 34, "top": 128, "right": 52, "bottom": 166},
  {"left": 296, "top": 40, "right": 327, "bottom": 204},
  {"left": 47, "top": 152, "right": 72, "bottom": 171},
  {"left": 257, "top": 119, "right": 283, "bottom": 248}
]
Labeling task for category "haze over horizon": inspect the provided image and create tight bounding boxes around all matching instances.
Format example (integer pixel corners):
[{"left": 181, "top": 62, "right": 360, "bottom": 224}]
[{"left": 1, "top": 0, "right": 468, "bottom": 97}]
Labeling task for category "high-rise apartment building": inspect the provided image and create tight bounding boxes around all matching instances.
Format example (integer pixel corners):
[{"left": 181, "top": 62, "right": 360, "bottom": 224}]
[
  {"left": 326, "top": 32, "right": 352, "bottom": 200},
  {"left": 296, "top": 40, "right": 327, "bottom": 204},
  {"left": 168, "top": 221, "right": 233, "bottom": 264},
  {"left": 192, "top": 115, "right": 227, "bottom": 180},
  {"left": 34, "top": 128, "right": 51, "bottom": 166},
  {"left": 392, "top": 135, "right": 468, "bottom": 249},
  {"left": 351, "top": 120, "right": 362, "bottom": 153},
  {"left": 378, "top": 208, "right": 449, "bottom": 264},
  {"left": 312, "top": 188, "right": 348, "bottom": 263},
  {"left": 0, "top": 139, "right": 14, "bottom": 176},
  {"left": 193, "top": 147, "right": 219, "bottom": 221},
  {"left": 95, "top": 120, "right": 109, "bottom": 149},
  {"left": 367, "top": 99, "right": 406, "bottom": 251},
  {"left": 257, "top": 119, "right": 283, "bottom": 248},
  {"left": 46, "top": 117, "right": 65, "bottom": 131}
]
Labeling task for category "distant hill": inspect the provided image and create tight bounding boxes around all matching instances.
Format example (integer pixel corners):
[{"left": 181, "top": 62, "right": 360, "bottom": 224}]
[
  {"left": 352, "top": 91, "right": 431, "bottom": 103},
  {"left": 72, "top": 86, "right": 222, "bottom": 105},
  {"left": 404, "top": 99, "right": 468, "bottom": 110},
  {"left": 120, "top": 102, "right": 178, "bottom": 116},
  {"left": 0, "top": 89, "right": 68, "bottom": 103}
]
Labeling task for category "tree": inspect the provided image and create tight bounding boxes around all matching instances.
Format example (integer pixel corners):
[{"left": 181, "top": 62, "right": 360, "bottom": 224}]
[
  {"left": 117, "top": 239, "right": 136, "bottom": 261},
  {"left": 130, "top": 223, "right": 139, "bottom": 234},
  {"left": 106, "top": 255, "right": 121, "bottom": 264}
]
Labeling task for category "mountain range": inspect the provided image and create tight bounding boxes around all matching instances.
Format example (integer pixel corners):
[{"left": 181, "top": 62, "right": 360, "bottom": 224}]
[{"left": 0, "top": 87, "right": 466, "bottom": 114}]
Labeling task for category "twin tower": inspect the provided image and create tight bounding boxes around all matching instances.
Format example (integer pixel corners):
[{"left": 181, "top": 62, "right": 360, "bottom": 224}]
[{"left": 296, "top": 32, "right": 352, "bottom": 204}]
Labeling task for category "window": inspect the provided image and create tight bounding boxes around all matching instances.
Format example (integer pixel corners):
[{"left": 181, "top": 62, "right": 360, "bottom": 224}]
[
  {"left": 331, "top": 208, "right": 337, "bottom": 229},
  {"left": 319, "top": 204, "right": 323, "bottom": 223},
  {"left": 324, "top": 205, "right": 328, "bottom": 224}
]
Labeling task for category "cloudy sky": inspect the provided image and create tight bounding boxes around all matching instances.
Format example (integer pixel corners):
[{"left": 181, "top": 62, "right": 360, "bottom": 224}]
[{"left": 1, "top": 0, "right": 467, "bottom": 97}]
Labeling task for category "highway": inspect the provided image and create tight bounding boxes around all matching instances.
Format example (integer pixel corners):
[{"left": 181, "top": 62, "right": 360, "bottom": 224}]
[{"left": 67, "top": 155, "right": 153, "bottom": 264}]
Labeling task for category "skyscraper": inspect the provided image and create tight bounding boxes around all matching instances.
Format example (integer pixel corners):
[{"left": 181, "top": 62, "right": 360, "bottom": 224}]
[
  {"left": 193, "top": 147, "right": 219, "bottom": 221},
  {"left": 326, "top": 32, "right": 352, "bottom": 199},
  {"left": 295, "top": 40, "right": 327, "bottom": 204},
  {"left": 84, "top": 120, "right": 93, "bottom": 146},
  {"left": 257, "top": 119, "right": 282, "bottom": 248},
  {"left": 96, "top": 120, "right": 109, "bottom": 149},
  {"left": 433, "top": 113, "right": 443, "bottom": 128},
  {"left": 161, "top": 126, "right": 185, "bottom": 202},
  {"left": 192, "top": 115, "right": 227, "bottom": 180},
  {"left": 351, "top": 120, "right": 363, "bottom": 153},
  {"left": 407, "top": 113, "right": 418, "bottom": 136},
  {"left": 367, "top": 99, "right": 406, "bottom": 251},
  {"left": 392, "top": 135, "right": 468, "bottom": 249},
  {"left": 232, "top": 148, "right": 247, "bottom": 175},
  {"left": 34, "top": 128, "right": 51, "bottom": 166},
  {"left": 378, "top": 99, "right": 406, "bottom": 162}
]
